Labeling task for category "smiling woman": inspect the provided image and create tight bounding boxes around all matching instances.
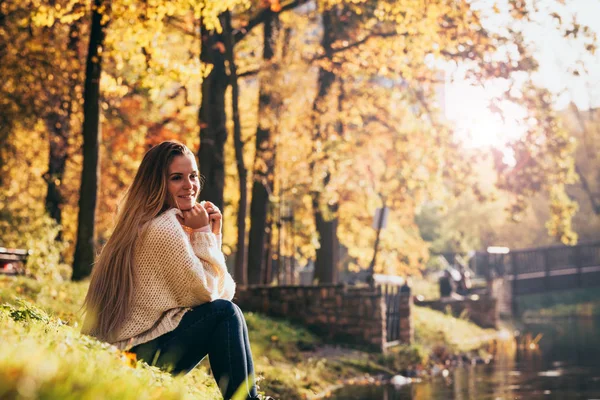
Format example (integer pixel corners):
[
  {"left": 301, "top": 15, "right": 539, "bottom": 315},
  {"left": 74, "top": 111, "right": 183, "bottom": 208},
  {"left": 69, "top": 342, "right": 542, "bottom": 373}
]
[{"left": 81, "top": 141, "right": 269, "bottom": 400}]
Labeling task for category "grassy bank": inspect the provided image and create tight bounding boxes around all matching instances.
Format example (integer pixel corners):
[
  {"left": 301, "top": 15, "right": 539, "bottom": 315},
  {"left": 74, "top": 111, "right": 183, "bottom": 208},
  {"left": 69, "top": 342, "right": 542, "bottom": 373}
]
[
  {"left": 518, "top": 287, "right": 600, "bottom": 319},
  {"left": 0, "top": 301, "right": 221, "bottom": 400},
  {"left": 0, "top": 276, "right": 499, "bottom": 399}
]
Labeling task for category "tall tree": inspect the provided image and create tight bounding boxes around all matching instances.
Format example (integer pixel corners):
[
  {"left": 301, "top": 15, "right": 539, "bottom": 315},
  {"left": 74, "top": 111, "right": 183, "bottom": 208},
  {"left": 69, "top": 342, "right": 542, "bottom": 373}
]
[
  {"left": 201, "top": 0, "right": 310, "bottom": 283},
  {"left": 222, "top": 10, "right": 248, "bottom": 284},
  {"left": 198, "top": 15, "right": 229, "bottom": 211},
  {"left": 72, "top": 0, "right": 110, "bottom": 280},
  {"left": 0, "top": 3, "right": 11, "bottom": 185},
  {"left": 247, "top": 10, "right": 281, "bottom": 285},
  {"left": 45, "top": 19, "right": 82, "bottom": 234},
  {"left": 309, "top": 7, "right": 341, "bottom": 284},
  {"left": 199, "top": 0, "right": 308, "bottom": 216}
]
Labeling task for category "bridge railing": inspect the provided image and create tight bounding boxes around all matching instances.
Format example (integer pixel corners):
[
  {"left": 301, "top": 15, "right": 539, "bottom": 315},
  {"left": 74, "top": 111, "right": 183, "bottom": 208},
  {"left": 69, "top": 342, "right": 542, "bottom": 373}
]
[
  {"left": 475, "top": 241, "right": 600, "bottom": 279},
  {"left": 511, "top": 250, "right": 546, "bottom": 276},
  {"left": 474, "top": 241, "right": 600, "bottom": 298},
  {"left": 512, "top": 242, "right": 600, "bottom": 278}
]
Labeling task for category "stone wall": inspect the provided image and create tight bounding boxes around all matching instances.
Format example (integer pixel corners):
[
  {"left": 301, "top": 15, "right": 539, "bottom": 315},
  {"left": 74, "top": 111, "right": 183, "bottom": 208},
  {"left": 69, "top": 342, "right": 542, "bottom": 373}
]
[
  {"left": 415, "top": 296, "right": 498, "bottom": 329},
  {"left": 234, "top": 284, "right": 412, "bottom": 352}
]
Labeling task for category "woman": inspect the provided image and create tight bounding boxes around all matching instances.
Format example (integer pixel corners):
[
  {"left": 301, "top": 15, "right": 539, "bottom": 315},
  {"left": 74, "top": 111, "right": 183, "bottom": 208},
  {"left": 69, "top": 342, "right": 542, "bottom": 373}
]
[{"left": 82, "top": 141, "right": 264, "bottom": 400}]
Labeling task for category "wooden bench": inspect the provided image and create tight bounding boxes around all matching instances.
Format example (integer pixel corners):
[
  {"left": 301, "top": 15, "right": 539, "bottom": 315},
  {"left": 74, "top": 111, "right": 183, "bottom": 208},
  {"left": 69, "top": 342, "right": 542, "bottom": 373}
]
[{"left": 0, "top": 247, "right": 29, "bottom": 275}]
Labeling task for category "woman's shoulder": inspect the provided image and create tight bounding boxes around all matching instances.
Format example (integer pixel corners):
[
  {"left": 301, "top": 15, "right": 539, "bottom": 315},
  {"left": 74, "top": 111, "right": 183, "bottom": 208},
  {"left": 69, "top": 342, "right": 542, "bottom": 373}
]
[
  {"left": 135, "top": 210, "right": 185, "bottom": 264},
  {"left": 144, "top": 208, "right": 183, "bottom": 239}
]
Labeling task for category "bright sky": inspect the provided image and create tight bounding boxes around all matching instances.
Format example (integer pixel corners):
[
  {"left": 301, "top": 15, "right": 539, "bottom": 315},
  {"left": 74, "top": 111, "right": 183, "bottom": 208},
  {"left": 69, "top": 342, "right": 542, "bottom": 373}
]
[{"left": 443, "top": 0, "right": 600, "bottom": 149}]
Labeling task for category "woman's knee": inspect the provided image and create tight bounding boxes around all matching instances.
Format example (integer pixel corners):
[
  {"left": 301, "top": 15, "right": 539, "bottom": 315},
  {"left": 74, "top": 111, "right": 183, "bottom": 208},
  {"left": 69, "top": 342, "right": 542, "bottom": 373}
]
[
  {"left": 231, "top": 303, "right": 249, "bottom": 327},
  {"left": 231, "top": 302, "right": 243, "bottom": 314},
  {"left": 206, "top": 299, "right": 236, "bottom": 317}
]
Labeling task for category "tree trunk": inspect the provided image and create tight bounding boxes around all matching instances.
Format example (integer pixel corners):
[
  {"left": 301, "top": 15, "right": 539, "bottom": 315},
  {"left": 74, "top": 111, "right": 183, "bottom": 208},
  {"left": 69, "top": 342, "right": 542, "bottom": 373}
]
[
  {"left": 315, "top": 77, "right": 345, "bottom": 284},
  {"left": 0, "top": 6, "right": 11, "bottom": 187},
  {"left": 72, "top": 0, "right": 109, "bottom": 281},
  {"left": 198, "top": 16, "right": 228, "bottom": 211},
  {"left": 247, "top": 11, "right": 281, "bottom": 285},
  {"left": 44, "top": 112, "right": 69, "bottom": 227},
  {"left": 45, "top": 22, "right": 80, "bottom": 234},
  {"left": 263, "top": 216, "right": 273, "bottom": 284},
  {"left": 310, "top": 9, "right": 340, "bottom": 284},
  {"left": 313, "top": 197, "right": 339, "bottom": 284},
  {"left": 222, "top": 11, "right": 248, "bottom": 285}
]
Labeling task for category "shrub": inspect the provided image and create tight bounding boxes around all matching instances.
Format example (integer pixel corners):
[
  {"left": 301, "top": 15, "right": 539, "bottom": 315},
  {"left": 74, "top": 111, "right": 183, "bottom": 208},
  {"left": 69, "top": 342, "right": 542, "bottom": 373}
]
[{"left": 0, "top": 197, "right": 69, "bottom": 281}]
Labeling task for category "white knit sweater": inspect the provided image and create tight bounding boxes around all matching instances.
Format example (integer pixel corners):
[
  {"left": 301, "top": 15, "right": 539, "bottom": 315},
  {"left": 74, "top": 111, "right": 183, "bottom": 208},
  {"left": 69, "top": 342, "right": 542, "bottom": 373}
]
[{"left": 84, "top": 208, "right": 235, "bottom": 350}]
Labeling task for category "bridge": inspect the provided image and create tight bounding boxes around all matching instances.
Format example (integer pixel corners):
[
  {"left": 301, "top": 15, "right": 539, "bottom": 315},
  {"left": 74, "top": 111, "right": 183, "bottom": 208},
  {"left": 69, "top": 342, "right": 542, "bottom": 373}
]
[{"left": 471, "top": 241, "right": 600, "bottom": 315}]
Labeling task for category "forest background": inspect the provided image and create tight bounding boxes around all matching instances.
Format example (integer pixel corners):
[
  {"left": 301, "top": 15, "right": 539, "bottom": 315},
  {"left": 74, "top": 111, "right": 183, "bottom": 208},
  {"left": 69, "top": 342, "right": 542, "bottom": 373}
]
[{"left": 1, "top": 0, "right": 599, "bottom": 285}]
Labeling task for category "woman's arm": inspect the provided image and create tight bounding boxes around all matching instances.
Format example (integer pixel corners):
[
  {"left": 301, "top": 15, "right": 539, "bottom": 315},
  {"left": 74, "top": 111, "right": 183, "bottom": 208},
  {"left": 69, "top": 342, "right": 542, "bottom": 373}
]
[
  {"left": 189, "top": 230, "right": 235, "bottom": 300},
  {"left": 143, "top": 214, "right": 235, "bottom": 306}
]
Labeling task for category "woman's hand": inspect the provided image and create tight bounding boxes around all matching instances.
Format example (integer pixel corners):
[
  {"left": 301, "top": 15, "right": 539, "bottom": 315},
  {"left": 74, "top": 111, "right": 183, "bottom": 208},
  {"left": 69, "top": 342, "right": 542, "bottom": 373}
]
[
  {"left": 176, "top": 203, "right": 209, "bottom": 230},
  {"left": 202, "top": 201, "right": 222, "bottom": 235}
]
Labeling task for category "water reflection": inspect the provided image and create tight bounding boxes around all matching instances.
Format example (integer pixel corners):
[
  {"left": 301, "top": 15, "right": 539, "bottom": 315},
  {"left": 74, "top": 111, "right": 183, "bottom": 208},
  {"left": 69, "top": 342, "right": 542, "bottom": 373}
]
[{"left": 331, "top": 318, "right": 600, "bottom": 400}]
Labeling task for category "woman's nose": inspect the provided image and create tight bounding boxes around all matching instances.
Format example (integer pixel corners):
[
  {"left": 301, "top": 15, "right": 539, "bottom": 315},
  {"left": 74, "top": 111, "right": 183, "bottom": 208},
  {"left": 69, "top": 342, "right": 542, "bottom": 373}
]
[{"left": 183, "top": 178, "right": 192, "bottom": 189}]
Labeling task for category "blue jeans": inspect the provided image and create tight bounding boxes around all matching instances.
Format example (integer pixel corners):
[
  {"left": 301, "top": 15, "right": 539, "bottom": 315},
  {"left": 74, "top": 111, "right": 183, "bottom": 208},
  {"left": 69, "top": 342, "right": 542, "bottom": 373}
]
[{"left": 130, "top": 300, "right": 258, "bottom": 400}]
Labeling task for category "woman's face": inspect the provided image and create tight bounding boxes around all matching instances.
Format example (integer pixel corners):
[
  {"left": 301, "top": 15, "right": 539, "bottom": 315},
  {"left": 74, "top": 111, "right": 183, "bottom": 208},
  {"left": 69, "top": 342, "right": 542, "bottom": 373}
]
[{"left": 166, "top": 154, "right": 200, "bottom": 211}]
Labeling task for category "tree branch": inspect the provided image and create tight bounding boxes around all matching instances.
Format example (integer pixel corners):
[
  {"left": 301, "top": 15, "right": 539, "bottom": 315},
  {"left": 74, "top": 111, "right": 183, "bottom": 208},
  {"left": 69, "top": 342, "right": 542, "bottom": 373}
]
[
  {"left": 233, "top": 0, "right": 308, "bottom": 44},
  {"left": 309, "top": 31, "right": 400, "bottom": 62},
  {"left": 165, "top": 16, "right": 197, "bottom": 38},
  {"left": 238, "top": 68, "right": 260, "bottom": 78},
  {"left": 575, "top": 163, "right": 600, "bottom": 215}
]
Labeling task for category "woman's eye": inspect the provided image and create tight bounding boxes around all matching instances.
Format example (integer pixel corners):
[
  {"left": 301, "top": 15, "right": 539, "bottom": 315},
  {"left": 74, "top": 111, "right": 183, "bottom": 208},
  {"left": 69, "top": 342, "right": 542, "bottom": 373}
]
[
  {"left": 171, "top": 176, "right": 181, "bottom": 181},
  {"left": 191, "top": 174, "right": 198, "bottom": 179}
]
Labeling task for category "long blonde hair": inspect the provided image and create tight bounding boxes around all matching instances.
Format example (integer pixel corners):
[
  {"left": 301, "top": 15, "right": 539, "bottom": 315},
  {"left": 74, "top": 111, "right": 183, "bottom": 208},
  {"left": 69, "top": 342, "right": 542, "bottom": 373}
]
[{"left": 82, "top": 141, "right": 195, "bottom": 341}]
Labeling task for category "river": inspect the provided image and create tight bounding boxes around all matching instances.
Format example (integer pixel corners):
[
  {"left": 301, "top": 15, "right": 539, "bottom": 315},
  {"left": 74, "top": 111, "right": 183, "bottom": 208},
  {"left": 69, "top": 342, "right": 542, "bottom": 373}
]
[{"left": 331, "top": 317, "right": 600, "bottom": 400}]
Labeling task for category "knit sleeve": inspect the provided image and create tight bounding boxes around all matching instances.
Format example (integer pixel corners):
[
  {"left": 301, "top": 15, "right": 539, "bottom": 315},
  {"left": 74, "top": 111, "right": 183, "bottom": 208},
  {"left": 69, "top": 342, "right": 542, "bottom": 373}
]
[
  {"left": 189, "top": 231, "right": 235, "bottom": 301},
  {"left": 143, "top": 214, "right": 235, "bottom": 306}
]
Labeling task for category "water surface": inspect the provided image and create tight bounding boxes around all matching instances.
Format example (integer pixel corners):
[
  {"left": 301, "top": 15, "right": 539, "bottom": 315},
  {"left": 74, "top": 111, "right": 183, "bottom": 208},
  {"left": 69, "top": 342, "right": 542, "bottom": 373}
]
[{"left": 331, "top": 317, "right": 600, "bottom": 400}]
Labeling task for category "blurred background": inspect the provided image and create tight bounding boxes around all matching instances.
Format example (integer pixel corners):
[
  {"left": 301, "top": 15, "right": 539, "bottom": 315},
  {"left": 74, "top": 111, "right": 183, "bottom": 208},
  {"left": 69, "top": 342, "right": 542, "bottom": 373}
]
[{"left": 2, "top": 1, "right": 600, "bottom": 399}]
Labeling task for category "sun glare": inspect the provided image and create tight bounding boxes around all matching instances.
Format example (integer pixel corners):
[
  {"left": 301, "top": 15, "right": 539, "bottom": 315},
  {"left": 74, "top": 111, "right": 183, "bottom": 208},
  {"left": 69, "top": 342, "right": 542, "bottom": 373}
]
[
  {"left": 439, "top": 0, "right": 600, "bottom": 159},
  {"left": 444, "top": 81, "right": 528, "bottom": 151}
]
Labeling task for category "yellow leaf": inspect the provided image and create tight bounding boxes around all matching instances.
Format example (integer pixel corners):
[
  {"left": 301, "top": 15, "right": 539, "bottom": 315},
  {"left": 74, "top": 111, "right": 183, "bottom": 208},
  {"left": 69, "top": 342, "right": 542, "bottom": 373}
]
[{"left": 121, "top": 351, "right": 137, "bottom": 368}]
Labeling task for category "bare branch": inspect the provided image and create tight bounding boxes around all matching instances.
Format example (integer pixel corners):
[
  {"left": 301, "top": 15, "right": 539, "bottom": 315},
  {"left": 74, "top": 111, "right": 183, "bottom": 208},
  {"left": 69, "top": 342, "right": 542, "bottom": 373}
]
[
  {"left": 165, "top": 16, "right": 198, "bottom": 38},
  {"left": 575, "top": 163, "right": 600, "bottom": 215},
  {"left": 309, "top": 31, "right": 400, "bottom": 63},
  {"left": 233, "top": 0, "right": 309, "bottom": 44},
  {"left": 238, "top": 68, "right": 260, "bottom": 78}
]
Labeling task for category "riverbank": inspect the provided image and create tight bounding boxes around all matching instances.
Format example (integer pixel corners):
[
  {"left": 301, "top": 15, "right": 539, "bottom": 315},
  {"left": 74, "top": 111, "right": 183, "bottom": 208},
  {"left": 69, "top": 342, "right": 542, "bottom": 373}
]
[
  {"left": 518, "top": 287, "right": 600, "bottom": 319},
  {"left": 0, "top": 276, "right": 504, "bottom": 399}
]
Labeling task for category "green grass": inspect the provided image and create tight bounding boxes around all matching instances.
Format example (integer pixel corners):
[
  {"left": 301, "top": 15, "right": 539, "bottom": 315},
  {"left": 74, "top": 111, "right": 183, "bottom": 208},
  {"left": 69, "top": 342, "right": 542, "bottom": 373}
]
[
  {"left": 0, "top": 276, "right": 87, "bottom": 326},
  {"left": 409, "top": 275, "right": 488, "bottom": 302},
  {"left": 0, "top": 300, "right": 221, "bottom": 400},
  {"left": 413, "top": 306, "right": 497, "bottom": 354},
  {"left": 0, "top": 276, "right": 501, "bottom": 399},
  {"left": 409, "top": 276, "right": 439, "bottom": 301},
  {"left": 518, "top": 287, "right": 600, "bottom": 318},
  {"left": 0, "top": 276, "right": 326, "bottom": 399}
]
